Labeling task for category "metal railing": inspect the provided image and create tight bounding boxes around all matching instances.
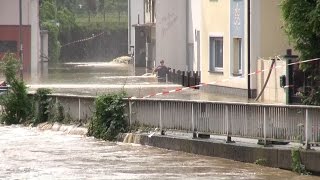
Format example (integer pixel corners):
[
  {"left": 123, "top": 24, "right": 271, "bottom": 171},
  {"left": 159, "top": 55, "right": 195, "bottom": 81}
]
[
  {"left": 128, "top": 99, "right": 320, "bottom": 148},
  {"left": 36, "top": 94, "right": 320, "bottom": 149}
]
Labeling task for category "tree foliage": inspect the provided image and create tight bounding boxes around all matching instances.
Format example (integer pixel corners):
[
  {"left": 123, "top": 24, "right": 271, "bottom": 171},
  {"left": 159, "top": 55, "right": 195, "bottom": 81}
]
[
  {"left": 40, "top": 0, "right": 76, "bottom": 62},
  {"left": 281, "top": 0, "right": 320, "bottom": 105}
]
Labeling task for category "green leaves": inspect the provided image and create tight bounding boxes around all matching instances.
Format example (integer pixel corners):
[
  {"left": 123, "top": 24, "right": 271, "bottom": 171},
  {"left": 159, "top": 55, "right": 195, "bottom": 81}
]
[
  {"left": 281, "top": 0, "right": 320, "bottom": 105},
  {"left": 87, "top": 92, "right": 128, "bottom": 141}
]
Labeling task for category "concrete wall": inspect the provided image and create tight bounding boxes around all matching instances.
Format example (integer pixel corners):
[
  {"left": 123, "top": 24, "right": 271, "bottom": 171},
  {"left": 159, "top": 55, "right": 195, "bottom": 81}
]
[
  {"left": 156, "top": 0, "right": 187, "bottom": 71},
  {"left": 253, "top": 0, "right": 292, "bottom": 103},
  {"left": 119, "top": 133, "right": 320, "bottom": 174},
  {"left": 128, "top": 0, "right": 144, "bottom": 54},
  {"left": 189, "top": 0, "right": 202, "bottom": 71},
  {"left": 257, "top": 59, "right": 286, "bottom": 104}
]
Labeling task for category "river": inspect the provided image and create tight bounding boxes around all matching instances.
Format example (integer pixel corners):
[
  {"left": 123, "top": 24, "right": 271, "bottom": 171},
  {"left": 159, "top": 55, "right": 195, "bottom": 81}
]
[{"left": 0, "top": 126, "right": 317, "bottom": 179}]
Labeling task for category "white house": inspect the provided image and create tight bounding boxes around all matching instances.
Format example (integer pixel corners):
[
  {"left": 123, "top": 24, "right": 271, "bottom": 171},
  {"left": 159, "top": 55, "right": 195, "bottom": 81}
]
[{"left": 128, "top": 0, "right": 201, "bottom": 72}]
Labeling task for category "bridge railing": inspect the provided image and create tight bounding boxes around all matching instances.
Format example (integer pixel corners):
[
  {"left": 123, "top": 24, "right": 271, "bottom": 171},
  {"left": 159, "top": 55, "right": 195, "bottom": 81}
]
[
  {"left": 44, "top": 94, "right": 320, "bottom": 148},
  {"left": 128, "top": 99, "right": 320, "bottom": 148}
]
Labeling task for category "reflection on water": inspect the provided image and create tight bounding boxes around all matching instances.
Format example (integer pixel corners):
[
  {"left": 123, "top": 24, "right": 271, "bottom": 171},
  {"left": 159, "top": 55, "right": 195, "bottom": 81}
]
[{"left": 0, "top": 126, "right": 316, "bottom": 180}]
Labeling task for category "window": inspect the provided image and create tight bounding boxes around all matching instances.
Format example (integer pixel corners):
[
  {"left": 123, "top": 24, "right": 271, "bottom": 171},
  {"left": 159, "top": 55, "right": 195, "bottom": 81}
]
[
  {"left": 233, "top": 38, "right": 243, "bottom": 76},
  {"left": 0, "top": 41, "right": 17, "bottom": 53},
  {"left": 209, "top": 37, "right": 223, "bottom": 72}
]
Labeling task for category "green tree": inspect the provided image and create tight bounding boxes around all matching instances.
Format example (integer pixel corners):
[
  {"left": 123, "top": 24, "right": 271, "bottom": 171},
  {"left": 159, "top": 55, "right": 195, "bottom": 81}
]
[
  {"left": 40, "top": 0, "right": 76, "bottom": 62},
  {"left": 281, "top": 0, "right": 320, "bottom": 105}
]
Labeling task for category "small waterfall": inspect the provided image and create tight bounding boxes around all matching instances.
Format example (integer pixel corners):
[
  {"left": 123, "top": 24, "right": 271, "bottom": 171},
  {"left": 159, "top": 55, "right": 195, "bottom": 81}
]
[
  {"left": 123, "top": 133, "right": 141, "bottom": 144},
  {"left": 36, "top": 122, "right": 87, "bottom": 136},
  {"left": 123, "top": 133, "right": 133, "bottom": 143}
]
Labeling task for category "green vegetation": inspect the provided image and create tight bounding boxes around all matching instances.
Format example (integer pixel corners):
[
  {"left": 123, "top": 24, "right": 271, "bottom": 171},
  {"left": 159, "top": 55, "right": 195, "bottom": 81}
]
[
  {"left": 32, "top": 88, "right": 52, "bottom": 125},
  {"left": 254, "top": 159, "right": 268, "bottom": 166},
  {"left": 0, "top": 53, "right": 32, "bottom": 125},
  {"left": 40, "top": 0, "right": 76, "bottom": 62},
  {"left": 291, "top": 148, "right": 310, "bottom": 175},
  {"left": 281, "top": 0, "right": 320, "bottom": 105},
  {"left": 40, "top": 0, "right": 128, "bottom": 62},
  {"left": 87, "top": 92, "right": 128, "bottom": 141}
]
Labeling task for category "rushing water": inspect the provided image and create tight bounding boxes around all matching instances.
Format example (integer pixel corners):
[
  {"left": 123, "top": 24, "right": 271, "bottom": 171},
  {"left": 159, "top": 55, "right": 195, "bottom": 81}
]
[{"left": 0, "top": 126, "right": 318, "bottom": 180}]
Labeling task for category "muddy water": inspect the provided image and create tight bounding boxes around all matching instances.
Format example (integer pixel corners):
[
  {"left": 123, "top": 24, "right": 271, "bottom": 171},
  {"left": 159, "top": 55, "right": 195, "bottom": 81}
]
[
  {"left": 0, "top": 126, "right": 317, "bottom": 179},
  {"left": 20, "top": 62, "right": 251, "bottom": 102}
]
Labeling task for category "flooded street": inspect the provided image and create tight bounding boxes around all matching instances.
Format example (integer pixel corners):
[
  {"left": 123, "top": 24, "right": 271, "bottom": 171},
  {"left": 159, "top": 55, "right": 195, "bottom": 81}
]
[
  {"left": 0, "top": 126, "right": 316, "bottom": 180},
  {"left": 21, "top": 61, "right": 250, "bottom": 102}
]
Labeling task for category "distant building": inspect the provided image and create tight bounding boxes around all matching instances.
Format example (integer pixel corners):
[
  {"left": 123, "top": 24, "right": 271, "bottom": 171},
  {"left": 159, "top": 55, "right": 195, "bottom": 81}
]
[
  {"left": 200, "top": 0, "right": 293, "bottom": 104},
  {"left": 0, "top": 0, "right": 41, "bottom": 79},
  {"left": 128, "top": 0, "right": 201, "bottom": 72},
  {"left": 129, "top": 0, "right": 294, "bottom": 104}
]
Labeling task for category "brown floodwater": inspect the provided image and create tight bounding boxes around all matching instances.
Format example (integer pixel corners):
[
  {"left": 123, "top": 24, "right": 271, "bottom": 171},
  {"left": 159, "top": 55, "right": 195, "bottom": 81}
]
[
  {"left": 19, "top": 61, "right": 251, "bottom": 102},
  {"left": 0, "top": 125, "right": 318, "bottom": 179}
]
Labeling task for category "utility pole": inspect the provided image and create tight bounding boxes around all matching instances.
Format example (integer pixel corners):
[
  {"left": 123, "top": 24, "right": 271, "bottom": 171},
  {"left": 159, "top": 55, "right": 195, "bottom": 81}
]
[{"left": 19, "top": 0, "right": 24, "bottom": 80}]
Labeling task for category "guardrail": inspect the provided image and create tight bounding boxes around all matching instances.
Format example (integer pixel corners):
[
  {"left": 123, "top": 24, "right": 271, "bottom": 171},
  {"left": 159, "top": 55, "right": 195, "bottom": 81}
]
[{"left": 38, "top": 94, "right": 320, "bottom": 149}]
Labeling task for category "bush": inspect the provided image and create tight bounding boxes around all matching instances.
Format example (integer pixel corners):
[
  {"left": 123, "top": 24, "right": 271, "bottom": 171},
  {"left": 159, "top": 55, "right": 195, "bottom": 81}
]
[
  {"left": 0, "top": 53, "right": 32, "bottom": 125},
  {"left": 32, "top": 88, "right": 52, "bottom": 125},
  {"left": 87, "top": 92, "right": 128, "bottom": 141}
]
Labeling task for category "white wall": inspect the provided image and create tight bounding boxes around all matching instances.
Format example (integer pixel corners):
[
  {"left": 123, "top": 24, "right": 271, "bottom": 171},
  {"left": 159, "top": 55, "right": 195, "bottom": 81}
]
[
  {"left": 30, "top": 0, "right": 40, "bottom": 81},
  {"left": 189, "top": 0, "right": 202, "bottom": 71},
  {"left": 156, "top": 0, "right": 187, "bottom": 71},
  {"left": 0, "top": 0, "right": 40, "bottom": 80},
  {"left": 0, "top": 0, "right": 31, "bottom": 25},
  {"left": 128, "top": 0, "right": 144, "bottom": 54}
]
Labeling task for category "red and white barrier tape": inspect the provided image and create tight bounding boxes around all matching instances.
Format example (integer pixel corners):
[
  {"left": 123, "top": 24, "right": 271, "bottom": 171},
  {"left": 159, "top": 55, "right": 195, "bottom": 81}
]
[
  {"left": 130, "top": 57, "right": 320, "bottom": 99},
  {"left": 61, "top": 32, "right": 105, "bottom": 47}
]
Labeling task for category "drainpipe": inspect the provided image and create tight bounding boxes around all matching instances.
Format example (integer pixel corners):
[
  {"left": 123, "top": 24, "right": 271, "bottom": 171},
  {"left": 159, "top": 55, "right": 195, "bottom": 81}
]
[
  {"left": 247, "top": 0, "right": 251, "bottom": 98},
  {"left": 128, "top": 0, "right": 131, "bottom": 54},
  {"left": 186, "top": 0, "right": 190, "bottom": 71},
  {"left": 19, "top": 0, "right": 24, "bottom": 80}
]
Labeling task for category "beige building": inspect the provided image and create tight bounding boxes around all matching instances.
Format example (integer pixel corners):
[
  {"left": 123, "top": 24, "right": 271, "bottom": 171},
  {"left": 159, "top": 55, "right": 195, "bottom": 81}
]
[{"left": 200, "top": 0, "right": 293, "bottom": 104}]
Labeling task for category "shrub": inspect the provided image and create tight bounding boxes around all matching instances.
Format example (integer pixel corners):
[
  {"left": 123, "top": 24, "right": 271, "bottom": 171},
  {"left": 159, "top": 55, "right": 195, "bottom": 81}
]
[
  {"left": 0, "top": 53, "right": 32, "bottom": 125},
  {"left": 87, "top": 92, "right": 128, "bottom": 141},
  {"left": 32, "top": 88, "right": 52, "bottom": 125}
]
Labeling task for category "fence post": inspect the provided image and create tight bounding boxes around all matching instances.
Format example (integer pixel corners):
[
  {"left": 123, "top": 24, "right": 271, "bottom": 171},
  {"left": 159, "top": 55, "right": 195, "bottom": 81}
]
[
  {"left": 263, "top": 107, "right": 270, "bottom": 146},
  {"left": 182, "top": 71, "right": 185, "bottom": 86},
  {"left": 129, "top": 100, "right": 132, "bottom": 127},
  {"left": 160, "top": 102, "right": 164, "bottom": 135},
  {"left": 225, "top": 104, "right": 233, "bottom": 143},
  {"left": 187, "top": 71, "right": 191, "bottom": 87},
  {"left": 78, "top": 98, "right": 81, "bottom": 121},
  {"left": 305, "top": 109, "right": 311, "bottom": 149},
  {"left": 192, "top": 103, "right": 197, "bottom": 138}
]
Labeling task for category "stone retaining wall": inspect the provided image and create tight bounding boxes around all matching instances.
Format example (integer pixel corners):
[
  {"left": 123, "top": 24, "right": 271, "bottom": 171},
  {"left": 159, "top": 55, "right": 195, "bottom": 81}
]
[{"left": 118, "top": 133, "right": 320, "bottom": 174}]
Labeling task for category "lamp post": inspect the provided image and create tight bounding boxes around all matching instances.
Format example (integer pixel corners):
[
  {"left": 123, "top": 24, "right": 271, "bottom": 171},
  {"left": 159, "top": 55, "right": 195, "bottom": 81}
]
[{"left": 19, "top": 0, "right": 24, "bottom": 80}]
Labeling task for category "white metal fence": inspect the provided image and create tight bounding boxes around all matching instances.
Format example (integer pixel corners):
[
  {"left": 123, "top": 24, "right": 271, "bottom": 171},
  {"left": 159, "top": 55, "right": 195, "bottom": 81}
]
[
  {"left": 46, "top": 95, "right": 320, "bottom": 148},
  {"left": 129, "top": 99, "right": 320, "bottom": 147}
]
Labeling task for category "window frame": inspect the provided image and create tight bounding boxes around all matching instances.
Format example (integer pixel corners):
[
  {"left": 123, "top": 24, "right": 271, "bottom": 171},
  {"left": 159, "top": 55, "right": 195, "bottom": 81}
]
[{"left": 209, "top": 36, "right": 224, "bottom": 72}]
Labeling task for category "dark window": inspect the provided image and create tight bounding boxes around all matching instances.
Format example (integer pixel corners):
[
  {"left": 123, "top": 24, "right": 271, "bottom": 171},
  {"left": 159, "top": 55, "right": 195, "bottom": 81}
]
[
  {"left": 0, "top": 41, "right": 17, "bottom": 53},
  {"left": 209, "top": 37, "right": 223, "bottom": 72}
]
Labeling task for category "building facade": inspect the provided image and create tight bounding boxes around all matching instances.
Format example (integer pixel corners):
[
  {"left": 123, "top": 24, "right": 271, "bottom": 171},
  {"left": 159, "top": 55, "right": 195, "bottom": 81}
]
[
  {"left": 200, "top": 0, "right": 292, "bottom": 104},
  {"left": 0, "top": 0, "right": 40, "bottom": 80}
]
